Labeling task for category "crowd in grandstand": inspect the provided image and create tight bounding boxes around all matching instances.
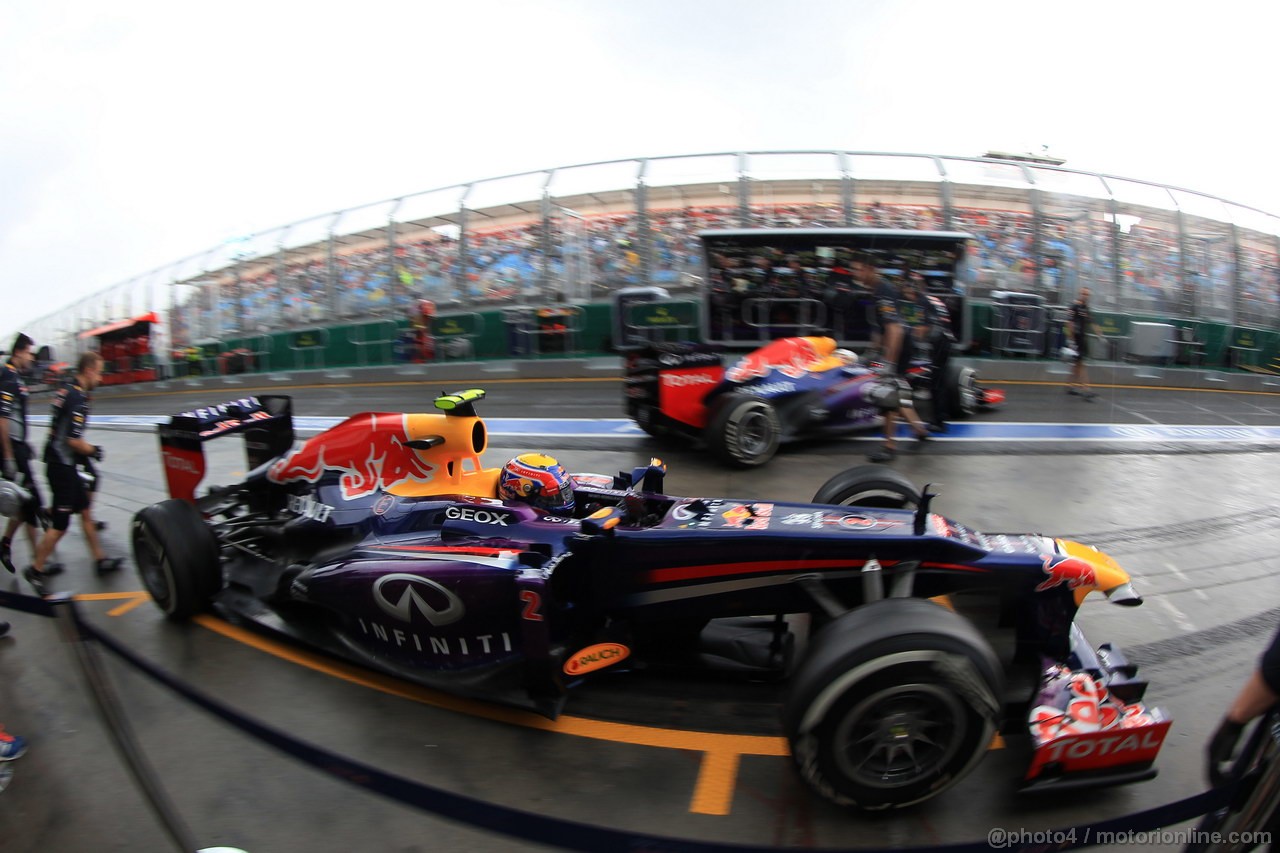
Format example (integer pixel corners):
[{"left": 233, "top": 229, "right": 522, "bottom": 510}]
[{"left": 166, "top": 198, "right": 1278, "bottom": 346}]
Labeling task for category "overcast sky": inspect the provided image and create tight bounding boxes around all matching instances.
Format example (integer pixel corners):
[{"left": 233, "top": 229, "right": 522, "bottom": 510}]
[{"left": 3, "top": 0, "right": 1276, "bottom": 339}]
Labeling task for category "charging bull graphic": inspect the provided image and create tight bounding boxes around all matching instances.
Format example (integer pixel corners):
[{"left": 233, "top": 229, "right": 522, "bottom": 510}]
[
  {"left": 725, "top": 336, "right": 830, "bottom": 383},
  {"left": 268, "top": 413, "right": 437, "bottom": 501},
  {"left": 1035, "top": 554, "right": 1098, "bottom": 593}
]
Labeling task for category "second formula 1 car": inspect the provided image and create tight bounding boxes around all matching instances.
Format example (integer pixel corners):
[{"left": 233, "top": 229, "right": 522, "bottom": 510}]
[{"left": 623, "top": 335, "right": 1004, "bottom": 467}]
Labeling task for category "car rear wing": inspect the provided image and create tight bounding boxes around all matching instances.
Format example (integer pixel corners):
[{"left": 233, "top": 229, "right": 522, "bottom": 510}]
[
  {"left": 623, "top": 342, "right": 724, "bottom": 431},
  {"left": 158, "top": 395, "right": 294, "bottom": 502}
]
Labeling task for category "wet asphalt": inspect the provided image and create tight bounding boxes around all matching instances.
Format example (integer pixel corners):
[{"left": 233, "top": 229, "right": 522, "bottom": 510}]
[{"left": 1, "top": 374, "right": 1278, "bottom": 852}]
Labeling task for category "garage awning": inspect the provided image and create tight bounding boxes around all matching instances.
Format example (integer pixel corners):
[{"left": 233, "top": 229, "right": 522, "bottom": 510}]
[{"left": 78, "top": 312, "right": 160, "bottom": 340}]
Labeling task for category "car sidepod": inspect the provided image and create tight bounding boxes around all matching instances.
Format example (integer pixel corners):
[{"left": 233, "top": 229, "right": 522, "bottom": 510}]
[{"left": 291, "top": 548, "right": 529, "bottom": 673}]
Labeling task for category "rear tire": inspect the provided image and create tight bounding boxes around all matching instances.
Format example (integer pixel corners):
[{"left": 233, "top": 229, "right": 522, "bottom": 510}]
[
  {"left": 811, "top": 465, "right": 920, "bottom": 509},
  {"left": 783, "top": 598, "right": 1002, "bottom": 810},
  {"left": 132, "top": 499, "right": 221, "bottom": 621},
  {"left": 706, "top": 394, "right": 781, "bottom": 467},
  {"left": 633, "top": 404, "right": 668, "bottom": 439}
]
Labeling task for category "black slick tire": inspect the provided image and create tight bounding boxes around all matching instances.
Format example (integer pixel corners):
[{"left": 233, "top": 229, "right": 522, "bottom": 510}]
[
  {"left": 705, "top": 393, "right": 781, "bottom": 467},
  {"left": 782, "top": 598, "right": 1003, "bottom": 810},
  {"left": 811, "top": 464, "right": 921, "bottom": 509},
  {"left": 132, "top": 499, "right": 221, "bottom": 621}
]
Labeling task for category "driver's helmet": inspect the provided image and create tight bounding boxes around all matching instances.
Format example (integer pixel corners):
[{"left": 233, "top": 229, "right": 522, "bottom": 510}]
[
  {"left": 834, "top": 348, "right": 859, "bottom": 367},
  {"left": 498, "top": 453, "right": 574, "bottom": 515}
]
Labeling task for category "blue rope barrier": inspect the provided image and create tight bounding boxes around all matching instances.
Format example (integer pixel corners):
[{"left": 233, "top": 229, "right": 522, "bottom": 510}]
[{"left": 0, "top": 587, "right": 61, "bottom": 618}]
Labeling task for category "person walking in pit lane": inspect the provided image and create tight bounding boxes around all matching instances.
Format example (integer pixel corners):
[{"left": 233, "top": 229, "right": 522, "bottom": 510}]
[
  {"left": 852, "top": 256, "right": 931, "bottom": 463},
  {"left": 1065, "top": 287, "right": 1103, "bottom": 401},
  {"left": 23, "top": 352, "right": 121, "bottom": 596},
  {"left": 905, "top": 271, "right": 955, "bottom": 432},
  {"left": 0, "top": 334, "right": 61, "bottom": 579}
]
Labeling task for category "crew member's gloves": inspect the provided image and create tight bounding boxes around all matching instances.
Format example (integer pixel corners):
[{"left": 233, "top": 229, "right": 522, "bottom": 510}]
[
  {"left": 2, "top": 457, "right": 15, "bottom": 481},
  {"left": 1207, "top": 717, "right": 1245, "bottom": 787},
  {"left": 91, "top": 445, "right": 104, "bottom": 462}
]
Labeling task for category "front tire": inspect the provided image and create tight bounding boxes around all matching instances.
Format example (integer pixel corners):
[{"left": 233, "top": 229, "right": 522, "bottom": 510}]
[
  {"left": 812, "top": 465, "right": 920, "bottom": 509},
  {"left": 706, "top": 394, "right": 781, "bottom": 467},
  {"left": 132, "top": 499, "right": 221, "bottom": 621},
  {"left": 783, "top": 598, "right": 1003, "bottom": 810},
  {"left": 946, "top": 363, "right": 979, "bottom": 419}
]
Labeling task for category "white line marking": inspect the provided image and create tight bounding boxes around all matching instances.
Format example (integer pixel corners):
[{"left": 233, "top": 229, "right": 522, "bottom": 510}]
[{"left": 1156, "top": 597, "right": 1196, "bottom": 632}]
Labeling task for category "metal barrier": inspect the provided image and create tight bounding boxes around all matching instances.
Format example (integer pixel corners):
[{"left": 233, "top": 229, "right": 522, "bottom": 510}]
[
  {"left": 287, "top": 328, "right": 328, "bottom": 370},
  {"left": 431, "top": 313, "right": 485, "bottom": 361},
  {"left": 988, "top": 296, "right": 1048, "bottom": 356},
  {"left": 505, "top": 305, "right": 585, "bottom": 357},
  {"left": 171, "top": 342, "right": 223, "bottom": 381},
  {"left": 241, "top": 334, "right": 272, "bottom": 375},
  {"left": 345, "top": 319, "right": 398, "bottom": 367},
  {"left": 742, "top": 297, "right": 829, "bottom": 339}
]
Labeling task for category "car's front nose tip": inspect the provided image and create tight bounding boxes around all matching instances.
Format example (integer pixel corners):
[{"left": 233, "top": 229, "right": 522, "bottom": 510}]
[{"left": 1105, "top": 582, "right": 1143, "bottom": 606}]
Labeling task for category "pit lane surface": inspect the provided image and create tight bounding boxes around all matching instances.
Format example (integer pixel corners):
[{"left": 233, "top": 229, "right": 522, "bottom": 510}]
[{"left": 3, "top": 376, "right": 1280, "bottom": 852}]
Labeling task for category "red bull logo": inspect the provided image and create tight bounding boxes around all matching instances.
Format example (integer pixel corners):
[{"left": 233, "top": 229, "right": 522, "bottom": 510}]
[
  {"left": 267, "top": 413, "right": 436, "bottom": 500},
  {"left": 725, "top": 338, "right": 822, "bottom": 383},
  {"left": 1036, "top": 554, "right": 1097, "bottom": 592}
]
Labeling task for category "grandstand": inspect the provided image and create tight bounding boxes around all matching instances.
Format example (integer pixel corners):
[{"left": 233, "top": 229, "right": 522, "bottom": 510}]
[{"left": 13, "top": 151, "right": 1279, "bottom": 376}]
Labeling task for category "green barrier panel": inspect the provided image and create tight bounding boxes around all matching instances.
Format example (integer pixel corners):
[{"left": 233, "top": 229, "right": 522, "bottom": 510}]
[
  {"left": 292, "top": 330, "right": 325, "bottom": 349},
  {"left": 625, "top": 300, "right": 698, "bottom": 329},
  {"left": 433, "top": 314, "right": 483, "bottom": 338}
]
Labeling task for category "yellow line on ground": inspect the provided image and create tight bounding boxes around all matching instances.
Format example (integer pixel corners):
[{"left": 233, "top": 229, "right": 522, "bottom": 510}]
[
  {"left": 94, "top": 592, "right": 1010, "bottom": 815},
  {"left": 691, "top": 751, "right": 741, "bottom": 815},
  {"left": 75, "top": 591, "right": 154, "bottom": 601},
  {"left": 193, "top": 614, "right": 788, "bottom": 754},
  {"left": 106, "top": 594, "right": 151, "bottom": 617},
  {"left": 193, "top": 613, "right": 777, "bottom": 815}
]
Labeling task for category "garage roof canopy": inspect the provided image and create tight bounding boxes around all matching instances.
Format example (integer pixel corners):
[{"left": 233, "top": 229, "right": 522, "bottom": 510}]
[{"left": 78, "top": 312, "right": 160, "bottom": 339}]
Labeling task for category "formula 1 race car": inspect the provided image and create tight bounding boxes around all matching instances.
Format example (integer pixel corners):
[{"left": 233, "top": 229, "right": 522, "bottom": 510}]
[
  {"left": 134, "top": 389, "right": 1164, "bottom": 811},
  {"left": 624, "top": 336, "right": 1004, "bottom": 467}
]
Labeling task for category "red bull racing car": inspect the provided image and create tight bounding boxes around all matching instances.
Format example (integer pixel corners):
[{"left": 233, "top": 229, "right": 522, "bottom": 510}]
[
  {"left": 624, "top": 335, "right": 1004, "bottom": 467},
  {"left": 135, "top": 390, "right": 1165, "bottom": 811}
]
